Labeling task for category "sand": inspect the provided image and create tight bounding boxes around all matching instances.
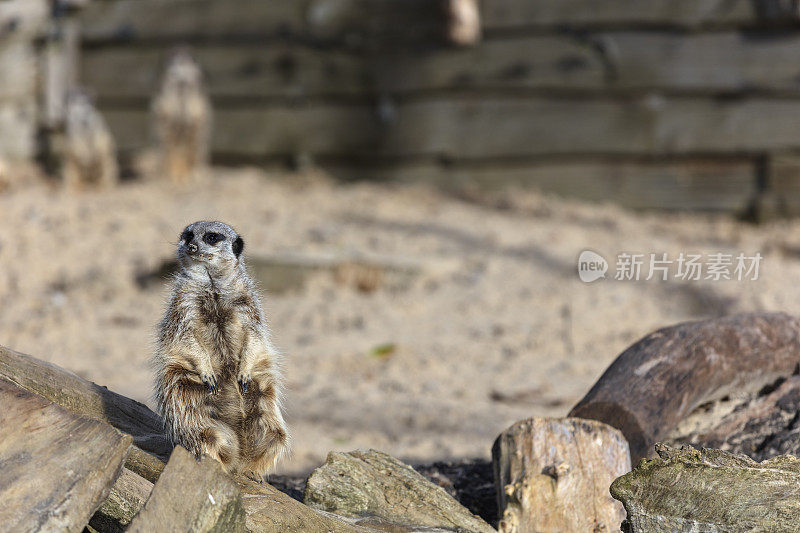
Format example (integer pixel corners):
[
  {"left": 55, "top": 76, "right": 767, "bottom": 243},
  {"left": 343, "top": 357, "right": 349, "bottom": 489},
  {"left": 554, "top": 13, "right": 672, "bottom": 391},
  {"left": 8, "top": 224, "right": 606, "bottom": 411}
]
[{"left": 2, "top": 167, "right": 799, "bottom": 474}]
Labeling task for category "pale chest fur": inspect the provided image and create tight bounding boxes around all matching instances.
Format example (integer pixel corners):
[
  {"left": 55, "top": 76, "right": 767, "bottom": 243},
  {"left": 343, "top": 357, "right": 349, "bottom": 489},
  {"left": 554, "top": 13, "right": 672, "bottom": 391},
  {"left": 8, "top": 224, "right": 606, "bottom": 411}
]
[{"left": 191, "top": 289, "right": 249, "bottom": 367}]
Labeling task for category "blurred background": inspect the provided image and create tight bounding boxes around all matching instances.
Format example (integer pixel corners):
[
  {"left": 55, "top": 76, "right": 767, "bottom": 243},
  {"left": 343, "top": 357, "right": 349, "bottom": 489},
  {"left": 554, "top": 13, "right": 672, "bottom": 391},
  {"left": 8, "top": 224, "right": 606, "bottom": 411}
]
[{"left": 4, "top": 0, "right": 800, "bottom": 474}]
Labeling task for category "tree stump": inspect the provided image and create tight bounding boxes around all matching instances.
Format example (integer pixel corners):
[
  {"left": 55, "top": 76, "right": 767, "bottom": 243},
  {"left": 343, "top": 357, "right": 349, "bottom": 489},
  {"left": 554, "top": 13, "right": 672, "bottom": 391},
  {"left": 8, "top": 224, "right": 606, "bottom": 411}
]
[
  {"left": 492, "top": 417, "right": 630, "bottom": 533},
  {"left": 570, "top": 312, "right": 800, "bottom": 461}
]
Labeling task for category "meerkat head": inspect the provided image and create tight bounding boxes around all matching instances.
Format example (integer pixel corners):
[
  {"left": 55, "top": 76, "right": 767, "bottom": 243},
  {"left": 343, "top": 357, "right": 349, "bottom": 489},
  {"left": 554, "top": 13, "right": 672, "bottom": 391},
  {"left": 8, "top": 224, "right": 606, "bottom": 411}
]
[
  {"left": 163, "top": 49, "right": 204, "bottom": 93},
  {"left": 177, "top": 221, "right": 244, "bottom": 280}
]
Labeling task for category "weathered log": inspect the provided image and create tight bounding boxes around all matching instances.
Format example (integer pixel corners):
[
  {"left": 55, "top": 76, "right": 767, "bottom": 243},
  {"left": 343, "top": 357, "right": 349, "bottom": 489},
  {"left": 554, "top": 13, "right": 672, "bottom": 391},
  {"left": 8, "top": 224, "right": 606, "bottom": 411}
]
[
  {"left": 492, "top": 417, "right": 629, "bottom": 533},
  {"left": 80, "top": 0, "right": 441, "bottom": 47},
  {"left": 338, "top": 158, "right": 757, "bottom": 213},
  {"left": 0, "top": 379, "right": 132, "bottom": 533},
  {"left": 611, "top": 444, "right": 800, "bottom": 532},
  {"left": 90, "top": 467, "right": 153, "bottom": 533},
  {"left": 304, "top": 449, "right": 495, "bottom": 533},
  {"left": 569, "top": 313, "right": 800, "bottom": 461},
  {"left": 667, "top": 374, "right": 800, "bottom": 461},
  {"left": 127, "top": 447, "right": 246, "bottom": 532},
  {"left": 103, "top": 96, "right": 800, "bottom": 160},
  {"left": 136, "top": 251, "right": 423, "bottom": 294},
  {"left": 481, "top": 0, "right": 759, "bottom": 30},
  {"left": 0, "top": 345, "right": 172, "bottom": 468}
]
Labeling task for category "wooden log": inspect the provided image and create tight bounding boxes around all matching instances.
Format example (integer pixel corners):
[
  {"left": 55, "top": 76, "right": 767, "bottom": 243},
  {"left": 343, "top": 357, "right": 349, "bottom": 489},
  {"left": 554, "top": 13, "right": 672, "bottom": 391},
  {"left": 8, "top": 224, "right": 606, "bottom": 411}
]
[
  {"left": 102, "top": 95, "right": 800, "bottom": 160},
  {"left": 336, "top": 158, "right": 758, "bottom": 212},
  {"left": 127, "top": 447, "right": 247, "bottom": 533},
  {"left": 83, "top": 44, "right": 369, "bottom": 100},
  {"left": 102, "top": 104, "right": 380, "bottom": 155},
  {"left": 768, "top": 154, "right": 800, "bottom": 217},
  {"left": 376, "top": 31, "right": 800, "bottom": 95},
  {"left": 0, "top": 345, "right": 172, "bottom": 470},
  {"left": 597, "top": 31, "right": 800, "bottom": 94},
  {"left": 80, "top": 0, "right": 795, "bottom": 46},
  {"left": 481, "top": 0, "right": 760, "bottom": 30},
  {"left": 0, "top": 346, "right": 373, "bottom": 531},
  {"left": 83, "top": 32, "right": 800, "bottom": 101},
  {"left": 569, "top": 313, "right": 800, "bottom": 462},
  {"left": 667, "top": 374, "right": 800, "bottom": 461},
  {"left": 80, "top": 0, "right": 441, "bottom": 47},
  {"left": 0, "top": 379, "right": 133, "bottom": 533},
  {"left": 611, "top": 444, "right": 800, "bottom": 531},
  {"left": 136, "top": 250, "right": 423, "bottom": 294},
  {"left": 304, "top": 449, "right": 495, "bottom": 532},
  {"left": 375, "top": 97, "right": 800, "bottom": 159},
  {"left": 90, "top": 468, "right": 154, "bottom": 533},
  {"left": 372, "top": 34, "right": 603, "bottom": 93},
  {"left": 492, "top": 417, "right": 630, "bottom": 533}
]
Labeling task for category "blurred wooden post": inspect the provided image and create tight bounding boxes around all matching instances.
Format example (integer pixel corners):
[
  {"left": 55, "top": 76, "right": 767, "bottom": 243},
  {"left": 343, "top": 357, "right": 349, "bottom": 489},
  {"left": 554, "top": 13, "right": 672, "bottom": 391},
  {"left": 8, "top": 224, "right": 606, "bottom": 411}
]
[{"left": 492, "top": 417, "right": 630, "bottom": 533}]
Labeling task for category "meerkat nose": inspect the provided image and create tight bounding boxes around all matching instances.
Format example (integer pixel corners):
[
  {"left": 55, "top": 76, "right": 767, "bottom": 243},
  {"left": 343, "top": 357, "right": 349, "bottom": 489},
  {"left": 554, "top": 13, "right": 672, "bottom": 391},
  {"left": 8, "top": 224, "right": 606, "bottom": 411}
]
[{"left": 187, "top": 243, "right": 198, "bottom": 254}]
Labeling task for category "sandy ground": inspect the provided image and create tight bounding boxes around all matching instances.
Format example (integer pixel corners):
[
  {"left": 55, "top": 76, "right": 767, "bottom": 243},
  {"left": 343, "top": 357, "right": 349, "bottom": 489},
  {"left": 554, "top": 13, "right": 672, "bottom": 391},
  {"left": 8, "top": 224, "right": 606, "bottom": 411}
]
[{"left": 2, "top": 167, "right": 800, "bottom": 474}]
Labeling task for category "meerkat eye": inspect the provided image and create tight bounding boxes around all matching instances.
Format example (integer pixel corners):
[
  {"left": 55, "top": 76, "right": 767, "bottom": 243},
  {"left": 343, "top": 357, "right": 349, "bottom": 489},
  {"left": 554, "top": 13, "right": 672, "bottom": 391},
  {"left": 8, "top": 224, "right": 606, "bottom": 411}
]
[
  {"left": 203, "top": 232, "right": 224, "bottom": 245},
  {"left": 181, "top": 230, "right": 194, "bottom": 243}
]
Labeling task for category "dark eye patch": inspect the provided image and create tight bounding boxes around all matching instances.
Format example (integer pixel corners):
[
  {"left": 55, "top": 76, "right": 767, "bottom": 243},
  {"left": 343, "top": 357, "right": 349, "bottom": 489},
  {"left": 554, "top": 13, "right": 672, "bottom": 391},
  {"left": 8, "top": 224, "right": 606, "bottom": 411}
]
[
  {"left": 203, "top": 232, "right": 224, "bottom": 245},
  {"left": 181, "top": 230, "right": 194, "bottom": 243}
]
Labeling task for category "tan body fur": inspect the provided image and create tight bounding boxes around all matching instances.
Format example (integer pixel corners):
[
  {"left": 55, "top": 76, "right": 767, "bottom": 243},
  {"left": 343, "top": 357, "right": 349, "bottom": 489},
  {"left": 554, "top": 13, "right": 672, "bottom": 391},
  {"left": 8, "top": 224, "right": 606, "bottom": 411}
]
[
  {"left": 153, "top": 221, "right": 289, "bottom": 477},
  {"left": 63, "top": 91, "right": 118, "bottom": 190},
  {"left": 152, "top": 50, "right": 211, "bottom": 184}
]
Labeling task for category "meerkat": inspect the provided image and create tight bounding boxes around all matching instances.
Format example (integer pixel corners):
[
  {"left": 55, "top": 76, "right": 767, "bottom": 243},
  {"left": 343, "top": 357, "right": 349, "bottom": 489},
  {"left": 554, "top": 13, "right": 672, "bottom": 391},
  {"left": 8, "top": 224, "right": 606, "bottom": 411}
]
[
  {"left": 443, "top": 0, "right": 481, "bottom": 46},
  {"left": 153, "top": 221, "right": 289, "bottom": 477},
  {"left": 63, "top": 90, "right": 118, "bottom": 190},
  {"left": 152, "top": 49, "right": 211, "bottom": 183}
]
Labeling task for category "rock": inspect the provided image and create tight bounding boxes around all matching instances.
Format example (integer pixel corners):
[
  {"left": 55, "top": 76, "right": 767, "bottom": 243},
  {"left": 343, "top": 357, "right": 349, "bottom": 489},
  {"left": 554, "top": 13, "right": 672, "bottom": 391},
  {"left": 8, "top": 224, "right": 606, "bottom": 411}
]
[
  {"left": 127, "top": 446, "right": 247, "bottom": 533},
  {"left": 611, "top": 444, "right": 800, "bottom": 532},
  {"left": 570, "top": 312, "right": 800, "bottom": 461},
  {"left": 492, "top": 417, "right": 630, "bottom": 533},
  {"left": 304, "top": 449, "right": 495, "bottom": 533}
]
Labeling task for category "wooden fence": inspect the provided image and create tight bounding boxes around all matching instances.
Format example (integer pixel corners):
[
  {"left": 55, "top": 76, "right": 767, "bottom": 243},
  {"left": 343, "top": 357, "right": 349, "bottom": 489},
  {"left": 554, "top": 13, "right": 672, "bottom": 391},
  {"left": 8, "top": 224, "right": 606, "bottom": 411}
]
[{"left": 77, "top": 0, "right": 800, "bottom": 212}]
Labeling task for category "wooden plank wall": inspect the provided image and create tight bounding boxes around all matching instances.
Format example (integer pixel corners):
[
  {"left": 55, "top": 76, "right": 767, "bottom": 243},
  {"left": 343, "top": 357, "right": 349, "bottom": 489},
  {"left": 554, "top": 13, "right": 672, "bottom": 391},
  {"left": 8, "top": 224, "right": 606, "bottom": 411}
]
[{"left": 77, "top": 0, "right": 800, "bottom": 212}]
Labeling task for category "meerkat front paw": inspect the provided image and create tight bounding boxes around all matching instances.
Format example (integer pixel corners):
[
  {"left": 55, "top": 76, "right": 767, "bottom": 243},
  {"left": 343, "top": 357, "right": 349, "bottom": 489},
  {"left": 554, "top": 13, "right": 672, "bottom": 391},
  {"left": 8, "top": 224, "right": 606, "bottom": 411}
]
[
  {"left": 237, "top": 373, "right": 251, "bottom": 394},
  {"left": 201, "top": 373, "right": 219, "bottom": 395}
]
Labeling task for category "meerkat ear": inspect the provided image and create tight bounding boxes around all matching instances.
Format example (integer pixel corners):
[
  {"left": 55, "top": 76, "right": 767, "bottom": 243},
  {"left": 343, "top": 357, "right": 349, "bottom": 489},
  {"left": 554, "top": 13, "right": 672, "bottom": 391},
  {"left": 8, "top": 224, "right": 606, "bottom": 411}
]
[{"left": 233, "top": 236, "right": 244, "bottom": 257}]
